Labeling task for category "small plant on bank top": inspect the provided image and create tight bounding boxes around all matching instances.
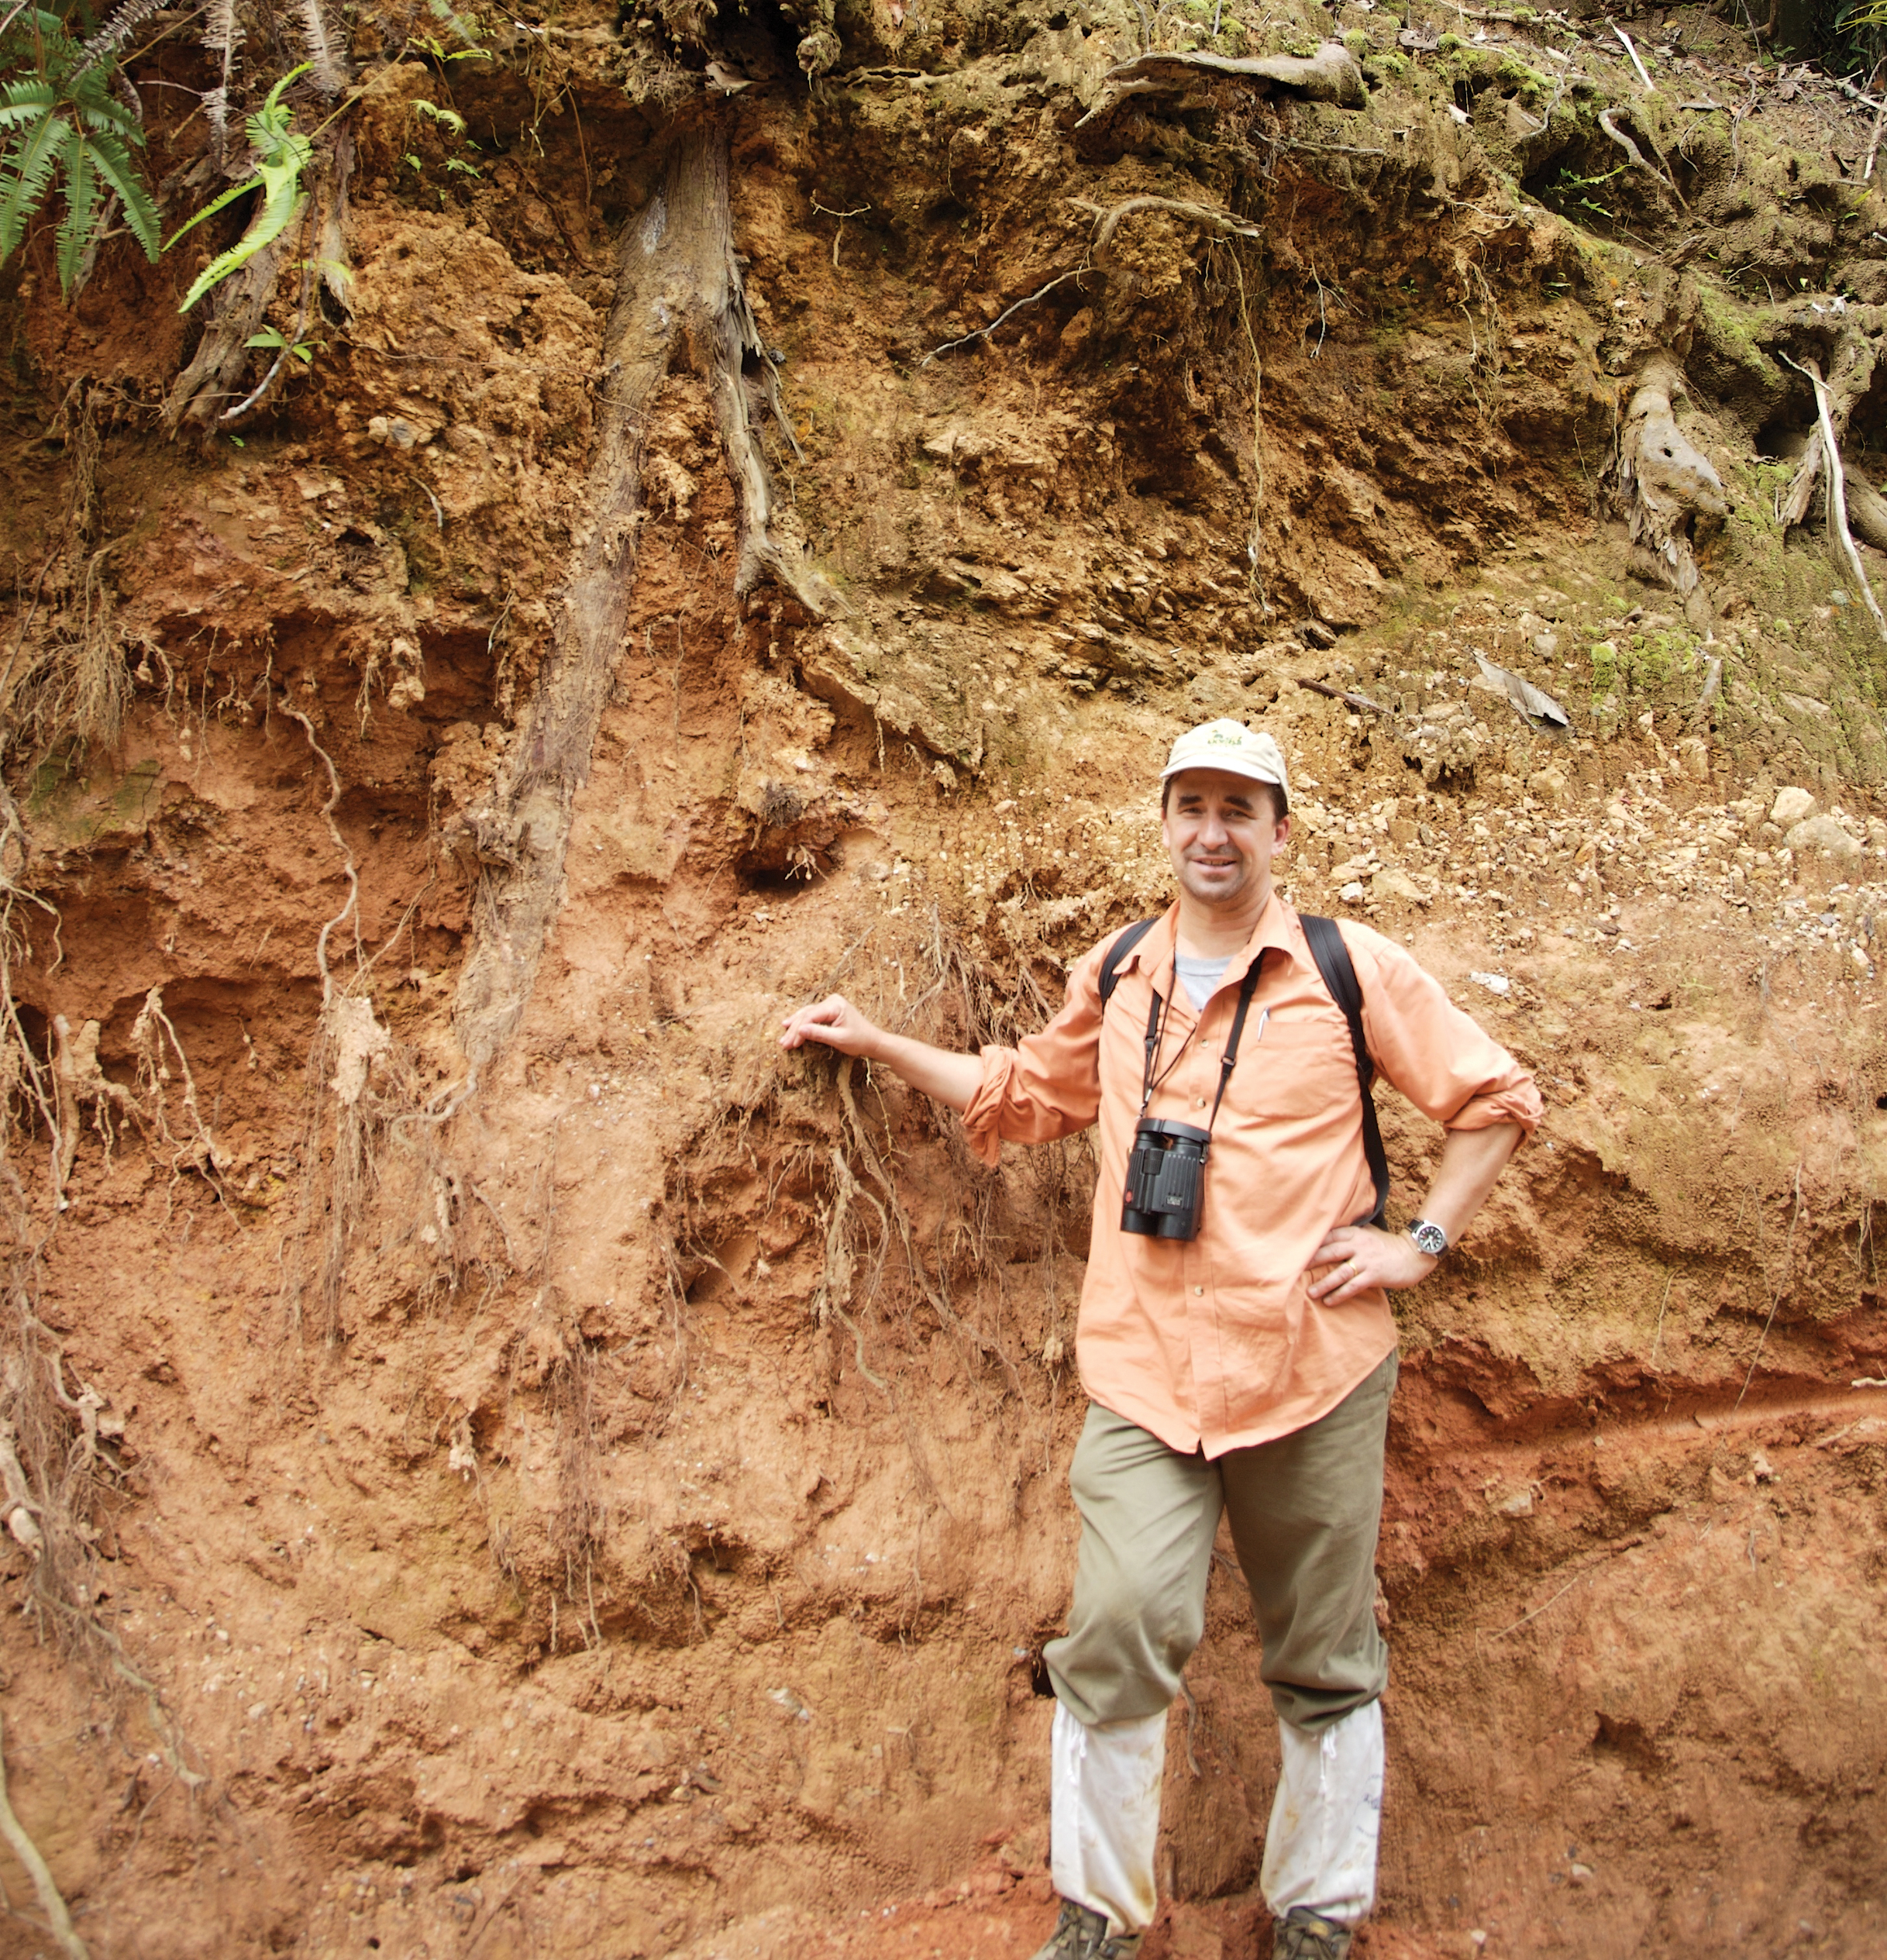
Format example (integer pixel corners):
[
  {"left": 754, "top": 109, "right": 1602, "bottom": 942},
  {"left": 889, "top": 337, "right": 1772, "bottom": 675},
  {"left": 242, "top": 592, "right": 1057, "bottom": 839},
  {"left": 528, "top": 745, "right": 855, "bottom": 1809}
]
[
  {"left": 166, "top": 60, "right": 313, "bottom": 312},
  {"left": 0, "top": 1, "right": 162, "bottom": 297}
]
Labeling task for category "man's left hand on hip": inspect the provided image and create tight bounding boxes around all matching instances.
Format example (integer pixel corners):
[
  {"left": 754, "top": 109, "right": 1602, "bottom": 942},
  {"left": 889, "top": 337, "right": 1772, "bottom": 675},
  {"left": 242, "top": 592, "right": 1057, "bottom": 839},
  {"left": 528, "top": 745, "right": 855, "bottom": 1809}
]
[{"left": 1305, "top": 1225, "right": 1437, "bottom": 1304}]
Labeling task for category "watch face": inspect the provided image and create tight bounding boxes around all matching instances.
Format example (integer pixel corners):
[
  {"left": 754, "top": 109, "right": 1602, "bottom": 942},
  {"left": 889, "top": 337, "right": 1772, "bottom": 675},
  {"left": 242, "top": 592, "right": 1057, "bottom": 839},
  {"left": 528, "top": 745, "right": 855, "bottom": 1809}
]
[{"left": 1411, "top": 1221, "right": 1448, "bottom": 1256}]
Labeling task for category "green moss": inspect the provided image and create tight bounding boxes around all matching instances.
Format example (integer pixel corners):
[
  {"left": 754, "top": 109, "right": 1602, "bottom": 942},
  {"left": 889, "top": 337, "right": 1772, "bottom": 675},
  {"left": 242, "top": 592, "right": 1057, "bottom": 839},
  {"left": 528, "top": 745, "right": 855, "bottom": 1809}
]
[{"left": 1588, "top": 640, "right": 1620, "bottom": 701}]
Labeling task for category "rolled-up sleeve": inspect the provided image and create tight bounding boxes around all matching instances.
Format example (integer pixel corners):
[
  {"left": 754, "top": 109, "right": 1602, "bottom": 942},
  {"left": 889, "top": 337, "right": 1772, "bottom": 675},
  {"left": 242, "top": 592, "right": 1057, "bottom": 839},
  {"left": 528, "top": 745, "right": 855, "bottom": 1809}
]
[
  {"left": 1348, "top": 926, "right": 1543, "bottom": 1138},
  {"left": 959, "top": 946, "right": 1110, "bottom": 1166}
]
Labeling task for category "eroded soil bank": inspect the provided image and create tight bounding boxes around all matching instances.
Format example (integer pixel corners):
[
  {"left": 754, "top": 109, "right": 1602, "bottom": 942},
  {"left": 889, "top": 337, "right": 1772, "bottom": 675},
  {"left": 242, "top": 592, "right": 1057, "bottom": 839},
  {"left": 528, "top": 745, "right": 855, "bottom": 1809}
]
[{"left": 3, "top": 0, "right": 1887, "bottom": 1955}]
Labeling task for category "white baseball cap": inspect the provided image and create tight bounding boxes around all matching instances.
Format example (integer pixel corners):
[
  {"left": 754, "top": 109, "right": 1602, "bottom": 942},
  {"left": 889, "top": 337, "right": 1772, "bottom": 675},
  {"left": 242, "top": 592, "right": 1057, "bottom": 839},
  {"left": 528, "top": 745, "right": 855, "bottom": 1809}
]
[{"left": 1159, "top": 718, "right": 1290, "bottom": 813}]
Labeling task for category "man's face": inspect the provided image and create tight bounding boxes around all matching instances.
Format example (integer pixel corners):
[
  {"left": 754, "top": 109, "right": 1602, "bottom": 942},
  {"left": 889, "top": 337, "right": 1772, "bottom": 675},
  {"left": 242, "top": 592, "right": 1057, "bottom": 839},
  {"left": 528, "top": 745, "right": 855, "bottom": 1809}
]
[{"left": 1160, "top": 768, "right": 1290, "bottom": 914}]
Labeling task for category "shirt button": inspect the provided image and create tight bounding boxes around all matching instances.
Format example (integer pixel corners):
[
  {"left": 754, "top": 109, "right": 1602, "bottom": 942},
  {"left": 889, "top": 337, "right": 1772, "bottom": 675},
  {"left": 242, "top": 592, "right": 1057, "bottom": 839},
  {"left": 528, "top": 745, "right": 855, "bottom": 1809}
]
[
  {"left": 1195, "top": 1097, "right": 1207, "bottom": 1108},
  {"left": 1193, "top": 1285, "right": 1204, "bottom": 1297}
]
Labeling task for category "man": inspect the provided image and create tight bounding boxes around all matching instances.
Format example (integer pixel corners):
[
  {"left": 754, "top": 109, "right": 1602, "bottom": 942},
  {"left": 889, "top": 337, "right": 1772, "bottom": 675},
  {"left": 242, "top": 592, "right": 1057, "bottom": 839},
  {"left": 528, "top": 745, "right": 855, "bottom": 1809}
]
[{"left": 779, "top": 720, "right": 1540, "bottom": 1960}]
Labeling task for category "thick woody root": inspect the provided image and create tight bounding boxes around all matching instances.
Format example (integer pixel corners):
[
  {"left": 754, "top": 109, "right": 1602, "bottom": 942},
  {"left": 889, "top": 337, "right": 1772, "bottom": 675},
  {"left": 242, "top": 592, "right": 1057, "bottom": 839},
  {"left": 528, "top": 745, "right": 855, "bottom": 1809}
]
[
  {"left": 1610, "top": 360, "right": 1727, "bottom": 627},
  {"left": 1780, "top": 352, "right": 1887, "bottom": 646},
  {"left": 451, "top": 122, "right": 831, "bottom": 1083},
  {"left": 1774, "top": 328, "right": 1887, "bottom": 566}
]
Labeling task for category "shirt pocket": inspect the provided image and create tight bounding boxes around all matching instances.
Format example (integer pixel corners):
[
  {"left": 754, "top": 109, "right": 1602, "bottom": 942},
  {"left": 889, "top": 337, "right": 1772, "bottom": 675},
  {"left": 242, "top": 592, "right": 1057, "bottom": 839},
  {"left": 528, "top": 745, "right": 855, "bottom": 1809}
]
[{"left": 1232, "top": 1020, "right": 1357, "bottom": 1121}]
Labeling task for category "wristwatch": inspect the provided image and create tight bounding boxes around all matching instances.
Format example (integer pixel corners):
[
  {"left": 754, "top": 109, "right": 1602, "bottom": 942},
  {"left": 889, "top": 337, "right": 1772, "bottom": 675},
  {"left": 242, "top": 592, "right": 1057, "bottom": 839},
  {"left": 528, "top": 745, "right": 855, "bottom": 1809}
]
[{"left": 1408, "top": 1219, "right": 1449, "bottom": 1258}]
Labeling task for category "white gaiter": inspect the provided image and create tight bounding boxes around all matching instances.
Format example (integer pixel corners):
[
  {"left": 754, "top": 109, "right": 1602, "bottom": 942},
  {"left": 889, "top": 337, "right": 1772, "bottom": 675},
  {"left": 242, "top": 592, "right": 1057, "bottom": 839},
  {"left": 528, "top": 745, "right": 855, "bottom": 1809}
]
[
  {"left": 1260, "top": 1700, "right": 1384, "bottom": 1927},
  {"left": 1050, "top": 1700, "right": 1167, "bottom": 1936}
]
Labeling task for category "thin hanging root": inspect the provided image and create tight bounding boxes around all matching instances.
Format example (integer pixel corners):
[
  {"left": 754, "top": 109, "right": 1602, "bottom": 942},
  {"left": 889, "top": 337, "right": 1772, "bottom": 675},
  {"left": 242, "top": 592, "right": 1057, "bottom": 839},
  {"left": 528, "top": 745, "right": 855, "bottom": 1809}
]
[
  {"left": 1782, "top": 352, "right": 1887, "bottom": 646},
  {"left": 0, "top": 1709, "right": 90, "bottom": 1960},
  {"left": 920, "top": 270, "right": 1086, "bottom": 366},
  {"left": 835, "top": 1057, "right": 976, "bottom": 1373},
  {"left": 814, "top": 1146, "right": 888, "bottom": 1395},
  {"left": 281, "top": 704, "right": 359, "bottom": 1006},
  {"left": 1227, "top": 245, "right": 1264, "bottom": 590}
]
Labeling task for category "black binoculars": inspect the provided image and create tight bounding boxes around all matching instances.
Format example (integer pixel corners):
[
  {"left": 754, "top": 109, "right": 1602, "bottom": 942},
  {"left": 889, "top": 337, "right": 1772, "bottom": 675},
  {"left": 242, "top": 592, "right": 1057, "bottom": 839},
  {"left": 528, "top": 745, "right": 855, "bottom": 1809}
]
[{"left": 1121, "top": 1118, "right": 1211, "bottom": 1240}]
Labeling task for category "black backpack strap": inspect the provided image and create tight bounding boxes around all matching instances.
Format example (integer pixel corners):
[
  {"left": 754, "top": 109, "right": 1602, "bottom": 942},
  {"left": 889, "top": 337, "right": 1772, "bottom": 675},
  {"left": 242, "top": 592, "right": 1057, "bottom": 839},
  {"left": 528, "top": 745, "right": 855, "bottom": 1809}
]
[
  {"left": 1300, "top": 914, "right": 1389, "bottom": 1229},
  {"left": 1097, "top": 918, "right": 1158, "bottom": 1008}
]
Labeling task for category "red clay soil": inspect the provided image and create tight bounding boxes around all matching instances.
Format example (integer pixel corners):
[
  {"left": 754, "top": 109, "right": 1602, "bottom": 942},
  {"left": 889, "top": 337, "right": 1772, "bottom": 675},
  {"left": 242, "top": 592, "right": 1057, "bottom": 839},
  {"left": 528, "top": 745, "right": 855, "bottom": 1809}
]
[{"left": 3, "top": 2, "right": 1887, "bottom": 1956}]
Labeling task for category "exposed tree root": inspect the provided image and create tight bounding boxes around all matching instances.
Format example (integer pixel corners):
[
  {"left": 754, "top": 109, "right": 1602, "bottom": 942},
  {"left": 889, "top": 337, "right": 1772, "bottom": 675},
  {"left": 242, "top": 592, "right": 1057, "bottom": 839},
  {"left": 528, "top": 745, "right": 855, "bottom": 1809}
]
[
  {"left": 1596, "top": 107, "right": 1686, "bottom": 208},
  {"left": 1610, "top": 360, "right": 1726, "bottom": 624},
  {"left": 160, "top": 102, "right": 354, "bottom": 432},
  {"left": 161, "top": 229, "right": 298, "bottom": 434},
  {"left": 1082, "top": 40, "right": 1366, "bottom": 124},
  {"left": 452, "top": 119, "right": 830, "bottom": 1078},
  {"left": 0, "top": 1709, "right": 89, "bottom": 1960},
  {"left": 1073, "top": 193, "right": 1265, "bottom": 260},
  {"left": 1777, "top": 329, "right": 1876, "bottom": 530},
  {"left": 1782, "top": 352, "right": 1887, "bottom": 645},
  {"left": 919, "top": 270, "right": 1089, "bottom": 366}
]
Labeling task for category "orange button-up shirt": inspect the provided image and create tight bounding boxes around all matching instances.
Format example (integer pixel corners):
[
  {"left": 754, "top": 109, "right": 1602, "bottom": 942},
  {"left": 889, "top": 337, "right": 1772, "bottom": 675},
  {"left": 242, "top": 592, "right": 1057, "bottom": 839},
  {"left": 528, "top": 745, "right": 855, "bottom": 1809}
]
[{"left": 961, "top": 897, "right": 1541, "bottom": 1459}]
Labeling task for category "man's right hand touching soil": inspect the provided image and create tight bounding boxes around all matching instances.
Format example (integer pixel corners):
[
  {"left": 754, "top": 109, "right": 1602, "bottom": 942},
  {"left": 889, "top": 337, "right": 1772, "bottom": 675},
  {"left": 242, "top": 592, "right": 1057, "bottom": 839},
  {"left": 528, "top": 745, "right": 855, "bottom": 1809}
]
[{"left": 778, "top": 993, "right": 983, "bottom": 1113}]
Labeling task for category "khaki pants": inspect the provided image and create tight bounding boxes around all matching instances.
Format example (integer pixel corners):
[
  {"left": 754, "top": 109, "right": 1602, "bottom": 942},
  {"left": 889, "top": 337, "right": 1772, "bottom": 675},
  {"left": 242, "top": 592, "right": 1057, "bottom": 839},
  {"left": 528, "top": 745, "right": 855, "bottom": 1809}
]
[{"left": 1045, "top": 1351, "right": 1396, "bottom": 1734}]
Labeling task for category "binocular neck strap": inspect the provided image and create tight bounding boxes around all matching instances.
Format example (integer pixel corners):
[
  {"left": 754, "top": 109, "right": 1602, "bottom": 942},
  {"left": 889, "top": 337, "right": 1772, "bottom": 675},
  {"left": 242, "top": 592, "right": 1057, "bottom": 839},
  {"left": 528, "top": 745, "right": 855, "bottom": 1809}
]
[
  {"left": 1207, "top": 954, "right": 1266, "bottom": 1131},
  {"left": 1139, "top": 950, "right": 1269, "bottom": 1127}
]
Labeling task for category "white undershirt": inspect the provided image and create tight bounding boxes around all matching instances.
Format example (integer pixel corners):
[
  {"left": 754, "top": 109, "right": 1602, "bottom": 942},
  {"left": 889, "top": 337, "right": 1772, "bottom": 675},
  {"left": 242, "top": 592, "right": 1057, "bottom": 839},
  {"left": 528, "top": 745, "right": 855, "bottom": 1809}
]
[{"left": 1172, "top": 953, "right": 1231, "bottom": 1011}]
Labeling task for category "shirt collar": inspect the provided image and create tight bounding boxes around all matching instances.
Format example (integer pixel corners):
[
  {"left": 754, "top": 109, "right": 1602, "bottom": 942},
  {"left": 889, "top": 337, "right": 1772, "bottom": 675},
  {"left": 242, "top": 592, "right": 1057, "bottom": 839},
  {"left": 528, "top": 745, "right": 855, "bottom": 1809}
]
[{"left": 1116, "top": 891, "right": 1307, "bottom": 998}]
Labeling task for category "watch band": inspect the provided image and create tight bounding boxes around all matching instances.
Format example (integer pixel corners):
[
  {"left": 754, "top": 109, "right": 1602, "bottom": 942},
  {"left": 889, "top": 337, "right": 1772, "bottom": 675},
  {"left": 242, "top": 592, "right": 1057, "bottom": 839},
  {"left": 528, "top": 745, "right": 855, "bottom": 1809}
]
[{"left": 1408, "top": 1218, "right": 1449, "bottom": 1257}]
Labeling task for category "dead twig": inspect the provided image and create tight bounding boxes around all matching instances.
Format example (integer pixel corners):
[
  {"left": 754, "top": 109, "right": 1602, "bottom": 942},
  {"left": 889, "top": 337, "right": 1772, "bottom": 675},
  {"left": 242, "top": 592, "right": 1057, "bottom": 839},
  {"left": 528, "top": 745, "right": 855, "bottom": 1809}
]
[
  {"left": 1484, "top": 1568, "right": 1587, "bottom": 1638},
  {"left": 1650, "top": 1266, "right": 1675, "bottom": 1366},
  {"left": 1300, "top": 678, "right": 1390, "bottom": 715},
  {"left": 1612, "top": 22, "right": 1655, "bottom": 91},
  {"left": 1482, "top": 1535, "right": 1645, "bottom": 1640}
]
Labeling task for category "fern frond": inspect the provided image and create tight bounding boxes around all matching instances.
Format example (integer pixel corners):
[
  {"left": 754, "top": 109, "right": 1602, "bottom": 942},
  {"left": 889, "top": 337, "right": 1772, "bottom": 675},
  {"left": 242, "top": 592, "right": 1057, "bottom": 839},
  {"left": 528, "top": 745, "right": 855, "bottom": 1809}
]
[
  {"left": 0, "top": 11, "right": 67, "bottom": 52},
  {"left": 71, "top": 91, "right": 143, "bottom": 140},
  {"left": 201, "top": 0, "right": 241, "bottom": 57},
  {"left": 201, "top": 0, "right": 240, "bottom": 154},
  {"left": 72, "top": 0, "right": 169, "bottom": 78},
  {"left": 426, "top": 0, "right": 484, "bottom": 49},
  {"left": 174, "top": 65, "right": 313, "bottom": 311},
  {"left": 84, "top": 126, "right": 157, "bottom": 257},
  {"left": 0, "top": 81, "right": 62, "bottom": 128},
  {"left": 294, "top": 0, "right": 348, "bottom": 96},
  {"left": 177, "top": 184, "right": 303, "bottom": 312},
  {"left": 246, "top": 63, "right": 311, "bottom": 150},
  {"left": 0, "top": 104, "right": 67, "bottom": 264},
  {"left": 164, "top": 167, "right": 259, "bottom": 248},
  {"left": 53, "top": 124, "right": 98, "bottom": 295}
]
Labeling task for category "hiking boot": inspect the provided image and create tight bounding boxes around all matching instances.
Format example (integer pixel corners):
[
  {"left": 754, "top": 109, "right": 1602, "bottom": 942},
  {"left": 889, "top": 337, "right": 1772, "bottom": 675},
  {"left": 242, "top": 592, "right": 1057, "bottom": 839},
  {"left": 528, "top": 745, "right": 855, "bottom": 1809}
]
[
  {"left": 1096, "top": 1933, "right": 1143, "bottom": 1959},
  {"left": 1026, "top": 1900, "right": 1110, "bottom": 1960},
  {"left": 1273, "top": 1907, "right": 1353, "bottom": 1960}
]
